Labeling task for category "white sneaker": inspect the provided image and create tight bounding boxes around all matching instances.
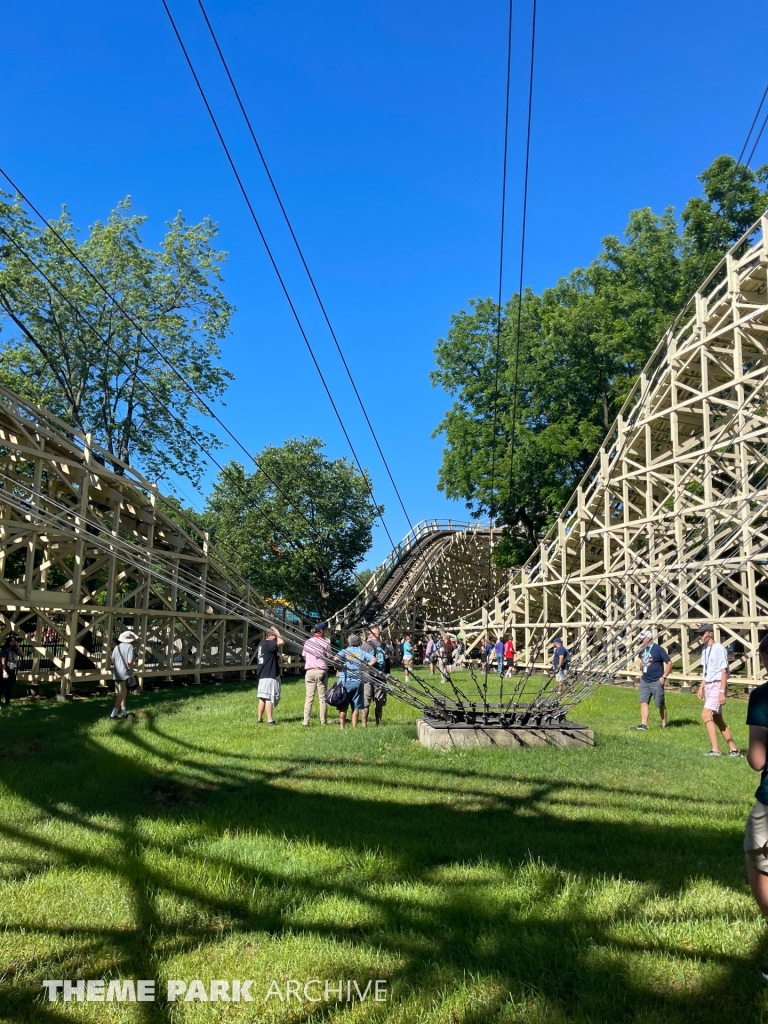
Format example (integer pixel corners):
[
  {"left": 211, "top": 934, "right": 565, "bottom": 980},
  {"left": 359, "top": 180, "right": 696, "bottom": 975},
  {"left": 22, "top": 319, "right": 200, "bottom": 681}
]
[
  {"left": 119, "top": 709, "right": 128, "bottom": 719},
  {"left": 110, "top": 709, "right": 119, "bottom": 719}
]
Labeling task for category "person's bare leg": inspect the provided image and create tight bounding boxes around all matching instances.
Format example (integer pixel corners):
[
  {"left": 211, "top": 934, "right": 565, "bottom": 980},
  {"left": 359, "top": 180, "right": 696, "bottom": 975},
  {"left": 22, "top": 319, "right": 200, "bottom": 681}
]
[
  {"left": 351, "top": 710, "right": 359, "bottom": 728},
  {"left": 640, "top": 701, "right": 650, "bottom": 727},
  {"left": 339, "top": 711, "right": 347, "bottom": 729},
  {"left": 265, "top": 700, "right": 274, "bottom": 724},
  {"left": 362, "top": 707, "right": 369, "bottom": 727},
  {"left": 257, "top": 699, "right": 265, "bottom": 723},
  {"left": 702, "top": 709, "right": 720, "bottom": 751},
  {"left": 113, "top": 680, "right": 127, "bottom": 712},
  {"left": 747, "top": 858, "right": 768, "bottom": 916},
  {"left": 659, "top": 703, "right": 668, "bottom": 727},
  {"left": 713, "top": 711, "right": 738, "bottom": 751}
]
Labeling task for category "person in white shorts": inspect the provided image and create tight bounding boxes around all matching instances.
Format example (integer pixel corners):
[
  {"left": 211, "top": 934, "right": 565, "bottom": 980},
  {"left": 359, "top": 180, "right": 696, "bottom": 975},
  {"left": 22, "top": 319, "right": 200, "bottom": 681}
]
[{"left": 695, "top": 623, "right": 740, "bottom": 757}]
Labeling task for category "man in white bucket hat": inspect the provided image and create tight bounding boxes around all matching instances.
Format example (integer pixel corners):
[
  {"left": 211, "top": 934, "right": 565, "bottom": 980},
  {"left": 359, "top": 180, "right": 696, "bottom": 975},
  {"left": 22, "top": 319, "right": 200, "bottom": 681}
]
[{"left": 110, "top": 629, "right": 137, "bottom": 719}]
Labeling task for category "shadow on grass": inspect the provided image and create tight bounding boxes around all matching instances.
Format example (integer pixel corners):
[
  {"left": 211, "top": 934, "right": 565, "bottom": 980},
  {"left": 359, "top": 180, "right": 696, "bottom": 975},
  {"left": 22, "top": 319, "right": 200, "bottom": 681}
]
[{"left": 0, "top": 692, "right": 763, "bottom": 1024}]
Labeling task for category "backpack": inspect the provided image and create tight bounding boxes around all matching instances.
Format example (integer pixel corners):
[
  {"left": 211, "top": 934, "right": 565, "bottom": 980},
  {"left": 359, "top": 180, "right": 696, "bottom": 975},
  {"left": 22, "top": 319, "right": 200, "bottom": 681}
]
[
  {"left": 372, "top": 645, "right": 386, "bottom": 671},
  {"left": 325, "top": 675, "right": 349, "bottom": 707}
]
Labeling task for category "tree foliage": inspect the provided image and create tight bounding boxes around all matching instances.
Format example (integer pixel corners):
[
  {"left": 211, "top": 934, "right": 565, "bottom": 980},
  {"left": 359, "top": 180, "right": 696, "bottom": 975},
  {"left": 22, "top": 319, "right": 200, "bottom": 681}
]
[
  {"left": 205, "top": 438, "right": 383, "bottom": 616},
  {"left": 0, "top": 194, "right": 233, "bottom": 487},
  {"left": 431, "top": 156, "right": 768, "bottom": 565}
]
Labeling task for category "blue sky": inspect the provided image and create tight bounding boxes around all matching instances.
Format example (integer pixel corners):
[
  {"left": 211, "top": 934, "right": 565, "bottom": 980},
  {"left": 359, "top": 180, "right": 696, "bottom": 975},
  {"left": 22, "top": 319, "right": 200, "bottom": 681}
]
[{"left": 3, "top": 0, "right": 767, "bottom": 565}]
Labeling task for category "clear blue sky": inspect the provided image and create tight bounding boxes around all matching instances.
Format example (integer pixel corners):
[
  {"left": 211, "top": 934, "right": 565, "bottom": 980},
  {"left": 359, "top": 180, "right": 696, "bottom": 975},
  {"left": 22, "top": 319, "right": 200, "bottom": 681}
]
[{"left": 3, "top": 0, "right": 766, "bottom": 565}]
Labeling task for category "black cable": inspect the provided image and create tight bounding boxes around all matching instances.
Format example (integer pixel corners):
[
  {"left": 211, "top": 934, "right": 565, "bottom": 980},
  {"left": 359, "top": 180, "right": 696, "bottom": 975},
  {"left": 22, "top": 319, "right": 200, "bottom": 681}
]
[
  {"left": 487, "top": 0, "right": 514, "bottom": 533},
  {"left": 506, "top": 0, "right": 537, "bottom": 502},
  {"left": 159, "top": 0, "right": 457, "bottom": 635},
  {"left": 192, "top": 0, "right": 415, "bottom": 532},
  {"left": 746, "top": 108, "right": 768, "bottom": 168},
  {"left": 738, "top": 84, "right": 768, "bottom": 165},
  {"left": 158, "top": 0, "right": 399, "bottom": 555}
]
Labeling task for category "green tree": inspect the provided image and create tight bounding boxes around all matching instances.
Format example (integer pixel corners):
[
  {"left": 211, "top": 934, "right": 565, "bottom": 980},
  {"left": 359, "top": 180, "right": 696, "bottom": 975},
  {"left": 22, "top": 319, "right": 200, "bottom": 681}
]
[
  {"left": 0, "top": 194, "right": 233, "bottom": 487},
  {"left": 431, "top": 156, "right": 768, "bottom": 565},
  {"left": 205, "top": 438, "right": 383, "bottom": 616}
]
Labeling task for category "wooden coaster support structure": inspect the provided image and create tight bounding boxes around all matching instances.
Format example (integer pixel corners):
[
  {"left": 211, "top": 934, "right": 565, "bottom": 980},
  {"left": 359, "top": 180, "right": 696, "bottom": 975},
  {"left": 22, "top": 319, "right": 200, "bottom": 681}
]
[{"left": 0, "top": 387, "right": 308, "bottom": 696}]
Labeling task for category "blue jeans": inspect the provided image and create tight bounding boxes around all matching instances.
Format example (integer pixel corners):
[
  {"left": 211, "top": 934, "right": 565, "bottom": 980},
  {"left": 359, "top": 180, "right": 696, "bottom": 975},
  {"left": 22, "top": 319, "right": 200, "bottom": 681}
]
[{"left": 497, "top": 654, "right": 503, "bottom": 675}]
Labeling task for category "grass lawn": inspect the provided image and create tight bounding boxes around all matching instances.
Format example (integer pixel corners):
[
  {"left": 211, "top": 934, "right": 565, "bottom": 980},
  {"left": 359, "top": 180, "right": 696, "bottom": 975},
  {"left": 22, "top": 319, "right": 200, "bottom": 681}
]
[{"left": 0, "top": 673, "right": 765, "bottom": 1023}]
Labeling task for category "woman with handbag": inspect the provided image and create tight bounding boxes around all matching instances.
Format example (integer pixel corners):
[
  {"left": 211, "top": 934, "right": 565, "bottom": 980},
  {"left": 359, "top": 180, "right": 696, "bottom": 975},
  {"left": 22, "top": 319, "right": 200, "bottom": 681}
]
[{"left": 110, "top": 629, "right": 137, "bottom": 719}]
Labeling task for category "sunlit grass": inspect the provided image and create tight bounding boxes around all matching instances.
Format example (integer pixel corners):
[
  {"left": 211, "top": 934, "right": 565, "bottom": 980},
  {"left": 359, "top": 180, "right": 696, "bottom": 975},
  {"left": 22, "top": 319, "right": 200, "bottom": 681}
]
[{"left": 0, "top": 676, "right": 764, "bottom": 1022}]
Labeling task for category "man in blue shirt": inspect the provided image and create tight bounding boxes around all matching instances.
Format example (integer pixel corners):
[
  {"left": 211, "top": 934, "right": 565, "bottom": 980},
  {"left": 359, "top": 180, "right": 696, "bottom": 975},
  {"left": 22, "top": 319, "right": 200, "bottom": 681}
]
[
  {"left": 551, "top": 637, "right": 570, "bottom": 693},
  {"left": 634, "top": 629, "right": 672, "bottom": 730},
  {"left": 338, "top": 633, "right": 375, "bottom": 729}
]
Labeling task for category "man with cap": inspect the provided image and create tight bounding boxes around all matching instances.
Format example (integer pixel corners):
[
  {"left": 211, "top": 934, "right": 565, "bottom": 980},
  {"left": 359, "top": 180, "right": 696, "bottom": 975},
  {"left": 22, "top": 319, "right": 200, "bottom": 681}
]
[
  {"left": 301, "top": 621, "right": 332, "bottom": 726},
  {"left": 551, "top": 636, "right": 570, "bottom": 692},
  {"left": 634, "top": 629, "right": 672, "bottom": 730},
  {"left": 110, "top": 628, "right": 137, "bottom": 719},
  {"left": 257, "top": 625, "right": 284, "bottom": 725},
  {"left": 696, "top": 624, "right": 740, "bottom": 756},
  {"left": 337, "top": 633, "right": 375, "bottom": 729}
]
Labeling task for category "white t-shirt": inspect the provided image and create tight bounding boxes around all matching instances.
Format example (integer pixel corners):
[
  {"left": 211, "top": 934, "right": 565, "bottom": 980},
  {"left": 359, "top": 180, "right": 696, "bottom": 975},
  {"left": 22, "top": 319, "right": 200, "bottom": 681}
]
[{"left": 701, "top": 642, "right": 729, "bottom": 683}]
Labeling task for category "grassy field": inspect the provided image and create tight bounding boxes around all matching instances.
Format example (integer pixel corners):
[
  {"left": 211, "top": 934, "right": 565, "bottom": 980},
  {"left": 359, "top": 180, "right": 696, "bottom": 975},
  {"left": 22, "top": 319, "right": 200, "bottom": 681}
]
[{"left": 0, "top": 672, "right": 765, "bottom": 1023}]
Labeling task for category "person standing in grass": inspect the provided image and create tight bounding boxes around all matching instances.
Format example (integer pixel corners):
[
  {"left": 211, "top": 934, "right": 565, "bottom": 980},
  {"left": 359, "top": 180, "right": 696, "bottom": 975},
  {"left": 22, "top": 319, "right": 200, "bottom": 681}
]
[
  {"left": 402, "top": 634, "right": 414, "bottom": 681},
  {"left": 257, "top": 626, "right": 283, "bottom": 725},
  {"left": 503, "top": 637, "right": 516, "bottom": 678},
  {"left": 744, "top": 679, "right": 768, "bottom": 975},
  {"left": 301, "top": 621, "right": 332, "bottom": 726},
  {"left": 552, "top": 636, "right": 570, "bottom": 692},
  {"left": 424, "top": 634, "right": 436, "bottom": 675},
  {"left": 696, "top": 623, "right": 740, "bottom": 757},
  {"left": 494, "top": 637, "right": 504, "bottom": 675},
  {"left": 0, "top": 635, "right": 19, "bottom": 706},
  {"left": 338, "top": 633, "right": 375, "bottom": 729},
  {"left": 361, "top": 626, "right": 388, "bottom": 727},
  {"left": 110, "top": 629, "right": 136, "bottom": 719},
  {"left": 633, "top": 629, "right": 671, "bottom": 730}
]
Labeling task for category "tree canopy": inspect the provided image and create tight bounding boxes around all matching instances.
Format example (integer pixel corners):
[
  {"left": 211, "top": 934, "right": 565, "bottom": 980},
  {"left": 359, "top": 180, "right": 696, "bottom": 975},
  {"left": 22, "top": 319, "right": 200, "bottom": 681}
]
[
  {"left": 204, "top": 438, "right": 383, "bottom": 617},
  {"left": 0, "top": 194, "right": 233, "bottom": 487},
  {"left": 431, "top": 156, "right": 768, "bottom": 565}
]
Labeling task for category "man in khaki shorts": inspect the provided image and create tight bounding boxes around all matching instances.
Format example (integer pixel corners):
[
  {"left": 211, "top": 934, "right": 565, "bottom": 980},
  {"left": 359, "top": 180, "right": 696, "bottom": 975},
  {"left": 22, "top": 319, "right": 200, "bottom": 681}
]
[
  {"left": 301, "top": 621, "right": 332, "bottom": 726},
  {"left": 745, "top": 676, "right": 768, "bottom": 980}
]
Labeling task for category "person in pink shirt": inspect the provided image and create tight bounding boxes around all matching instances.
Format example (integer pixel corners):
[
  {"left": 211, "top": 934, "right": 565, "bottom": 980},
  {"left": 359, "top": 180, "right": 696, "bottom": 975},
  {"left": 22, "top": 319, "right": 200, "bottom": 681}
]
[{"left": 302, "top": 622, "right": 333, "bottom": 726}]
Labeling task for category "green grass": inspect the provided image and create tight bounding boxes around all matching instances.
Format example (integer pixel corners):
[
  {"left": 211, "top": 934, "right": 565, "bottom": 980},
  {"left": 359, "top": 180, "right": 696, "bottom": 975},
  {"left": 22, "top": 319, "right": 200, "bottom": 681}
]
[{"left": 0, "top": 674, "right": 765, "bottom": 1023}]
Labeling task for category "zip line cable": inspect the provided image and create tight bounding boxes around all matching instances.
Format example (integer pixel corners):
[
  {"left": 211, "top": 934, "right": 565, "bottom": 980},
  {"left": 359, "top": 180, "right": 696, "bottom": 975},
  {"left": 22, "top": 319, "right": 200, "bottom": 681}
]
[
  {"left": 160, "top": 0, "right": 461, "bottom": 631},
  {"left": 486, "top": 0, "right": 514, "bottom": 537},
  {"left": 191, "top": 0, "right": 415, "bottom": 532},
  {"left": 157, "top": 0, "right": 400, "bottom": 557},
  {"left": 738, "top": 83, "right": 768, "bottom": 165},
  {"left": 481, "top": 0, "right": 514, "bottom": 701},
  {"left": 505, "top": 0, "right": 537, "bottom": 501},
  {"left": 746, "top": 109, "right": 768, "bottom": 168}
]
